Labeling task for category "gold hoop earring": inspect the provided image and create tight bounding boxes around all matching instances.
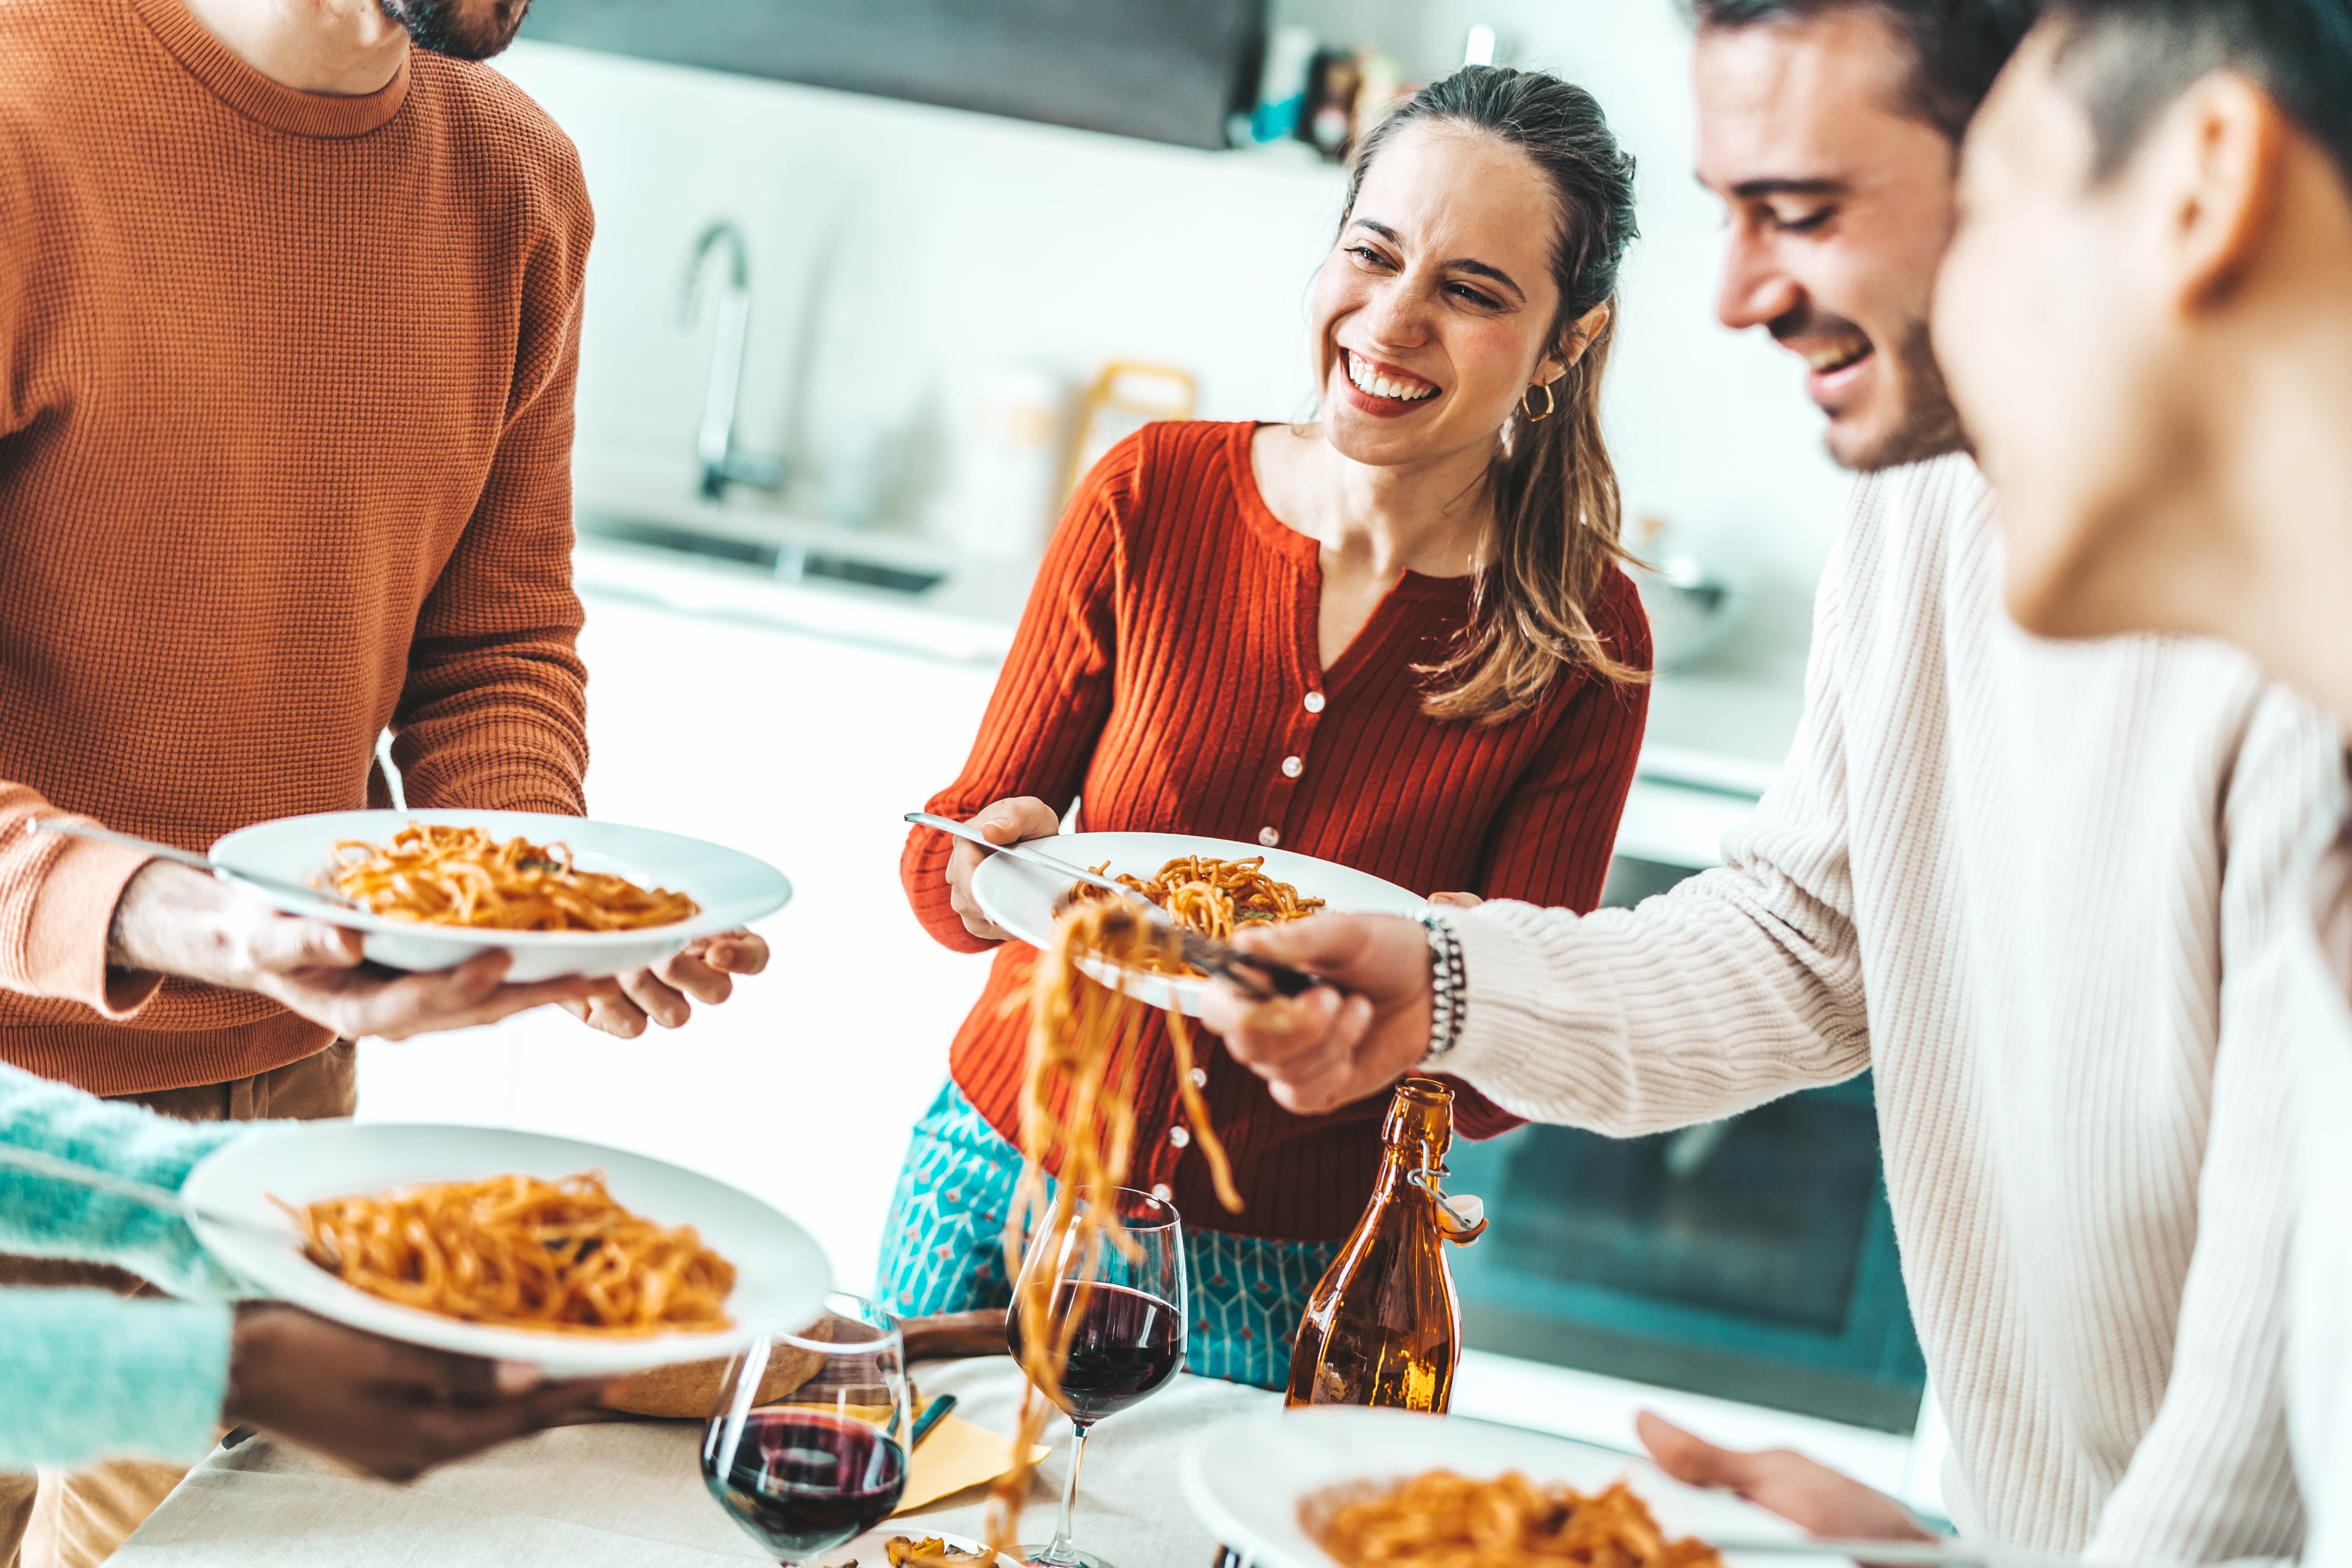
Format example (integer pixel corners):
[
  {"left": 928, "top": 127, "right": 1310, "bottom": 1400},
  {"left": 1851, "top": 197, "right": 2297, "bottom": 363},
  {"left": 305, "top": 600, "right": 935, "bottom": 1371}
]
[{"left": 1521, "top": 382, "right": 1556, "bottom": 422}]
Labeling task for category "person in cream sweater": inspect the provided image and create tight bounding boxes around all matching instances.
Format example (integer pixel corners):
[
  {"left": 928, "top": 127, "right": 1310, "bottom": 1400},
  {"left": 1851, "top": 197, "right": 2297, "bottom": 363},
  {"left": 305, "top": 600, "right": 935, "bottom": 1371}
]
[
  {"left": 1203, "top": 0, "right": 2342, "bottom": 1559},
  {"left": 1931, "top": 2, "right": 2352, "bottom": 1559}
]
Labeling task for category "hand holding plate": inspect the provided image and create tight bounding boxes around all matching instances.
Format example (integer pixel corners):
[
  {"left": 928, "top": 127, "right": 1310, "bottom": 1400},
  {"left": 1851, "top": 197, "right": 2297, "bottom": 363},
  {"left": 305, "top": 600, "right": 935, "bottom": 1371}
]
[
  {"left": 942, "top": 796, "right": 1063, "bottom": 942},
  {"left": 568, "top": 929, "right": 772, "bottom": 1037},
  {"left": 223, "top": 1301, "right": 611, "bottom": 1482},
  {"left": 108, "top": 862, "right": 602, "bottom": 1042},
  {"left": 1635, "top": 1411, "right": 1940, "bottom": 1549}
]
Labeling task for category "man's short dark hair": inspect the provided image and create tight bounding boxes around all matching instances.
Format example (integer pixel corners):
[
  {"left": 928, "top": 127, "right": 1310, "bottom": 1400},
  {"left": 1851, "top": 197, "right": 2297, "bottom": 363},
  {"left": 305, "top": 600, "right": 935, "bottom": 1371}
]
[
  {"left": 1687, "top": 0, "right": 2043, "bottom": 140},
  {"left": 2045, "top": 1, "right": 2352, "bottom": 190}
]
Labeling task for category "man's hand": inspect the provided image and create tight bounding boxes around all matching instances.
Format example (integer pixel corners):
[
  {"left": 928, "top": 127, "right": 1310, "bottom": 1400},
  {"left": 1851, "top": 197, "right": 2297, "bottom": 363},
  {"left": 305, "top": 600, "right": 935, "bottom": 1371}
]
[
  {"left": 108, "top": 861, "right": 598, "bottom": 1041},
  {"left": 565, "top": 930, "right": 770, "bottom": 1038},
  {"left": 1198, "top": 912, "right": 1436, "bottom": 1115},
  {"left": 224, "top": 1303, "right": 610, "bottom": 1482},
  {"left": 1636, "top": 1412, "right": 1937, "bottom": 1544},
  {"left": 942, "top": 796, "right": 1062, "bottom": 942}
]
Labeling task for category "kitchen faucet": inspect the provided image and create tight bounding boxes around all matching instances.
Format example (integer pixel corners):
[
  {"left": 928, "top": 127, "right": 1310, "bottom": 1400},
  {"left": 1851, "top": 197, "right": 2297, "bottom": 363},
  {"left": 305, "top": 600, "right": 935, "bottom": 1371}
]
[{"left": 678, "top": 219, "right": 784, "bottom": 500}]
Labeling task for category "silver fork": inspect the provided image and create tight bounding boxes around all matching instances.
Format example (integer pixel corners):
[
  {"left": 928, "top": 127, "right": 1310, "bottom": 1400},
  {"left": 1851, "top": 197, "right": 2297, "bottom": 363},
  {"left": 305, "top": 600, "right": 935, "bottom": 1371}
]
[
  {"left": 903, "top": 813, "right": 1324, "bottom": 1002},
  {"left": 0, "top": 1141, "right": 299, "bottom": 1252}
]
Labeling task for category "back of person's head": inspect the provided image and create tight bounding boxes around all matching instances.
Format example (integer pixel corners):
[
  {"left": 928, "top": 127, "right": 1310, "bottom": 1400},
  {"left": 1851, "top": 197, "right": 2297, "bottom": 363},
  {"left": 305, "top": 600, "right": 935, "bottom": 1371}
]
[
  {"left": 1345, "top": 66, "right": 1644, "bottom": 721},
  {"left": 2038, "top": 0, "right": 2352, "bottom": 190},
  {"left": 1687, "top": 0, "right": 2042, "bottom": 139}
]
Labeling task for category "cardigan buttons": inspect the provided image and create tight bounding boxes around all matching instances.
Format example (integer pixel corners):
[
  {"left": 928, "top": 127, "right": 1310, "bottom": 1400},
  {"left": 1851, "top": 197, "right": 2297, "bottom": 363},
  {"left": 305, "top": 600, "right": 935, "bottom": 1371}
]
[
  {"left": 1151, "top": 1183, "right": 1173, "bottom": 1202},
  {"left": 1303, "top": 690, "right": 1327, "bottom": 713},
  {"left": 1189, "top": 1066, "right": 1208, "bottom": 1088},
  {"left": 1168, "top": 1124, "right": 1192, "bottom": 1148},
  {"left": 1281, "top": 755, "right": 1304, "bottom": 779},
  {"left": 1258, "top": 826, "right": 1280, "bottom": 848}
]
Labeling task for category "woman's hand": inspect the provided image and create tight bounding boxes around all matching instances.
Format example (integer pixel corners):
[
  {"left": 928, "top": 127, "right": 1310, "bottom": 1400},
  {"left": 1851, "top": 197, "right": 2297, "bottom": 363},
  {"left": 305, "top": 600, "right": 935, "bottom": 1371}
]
[
  {"left": 224, "top": 1303, "right": 610, "bottom": 1482},
  {"left": 566, "top": 931, "right": 771, "bottom": 1038},
  {"left": 1199, "top": 912, "right": 1439, "bottom": 1114},
  {"left": 943, "top": 797, "right": 1061, "bottom": 942}
]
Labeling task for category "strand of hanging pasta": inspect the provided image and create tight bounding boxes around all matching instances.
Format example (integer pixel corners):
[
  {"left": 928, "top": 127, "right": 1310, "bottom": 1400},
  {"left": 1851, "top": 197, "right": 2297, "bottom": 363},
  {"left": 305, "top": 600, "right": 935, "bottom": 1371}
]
[{"left": 953, "top": 904, "right": 1243, "bottom": 1564}]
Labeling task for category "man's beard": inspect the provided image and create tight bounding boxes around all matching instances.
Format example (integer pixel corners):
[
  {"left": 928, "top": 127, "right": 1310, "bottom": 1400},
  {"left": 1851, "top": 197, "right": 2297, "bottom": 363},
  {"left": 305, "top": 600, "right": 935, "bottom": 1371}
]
[
  {"left": 1773, "top": 302, "right": 1971, "bottom": 474},
  {"left": 1840, "top": 316, "right": 1970, "bottom": 473},
  {"left": 376, "top": 0, "right": 531, "bottom": 60}
]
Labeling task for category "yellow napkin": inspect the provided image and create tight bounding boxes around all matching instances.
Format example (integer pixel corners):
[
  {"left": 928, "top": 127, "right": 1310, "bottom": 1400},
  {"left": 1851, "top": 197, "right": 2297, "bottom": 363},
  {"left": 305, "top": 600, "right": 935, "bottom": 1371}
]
[{"left": 893, "top": 1411, "right": 1052, "bottom": 1515}]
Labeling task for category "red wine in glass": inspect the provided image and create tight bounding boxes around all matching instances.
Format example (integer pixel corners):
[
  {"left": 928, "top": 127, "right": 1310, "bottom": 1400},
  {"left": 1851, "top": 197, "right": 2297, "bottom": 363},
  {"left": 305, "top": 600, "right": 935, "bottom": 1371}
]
[
  {"left": 1009, "top": 1187, "right": 1190, "bottom": 1568},
  {"left": 701, "top": 1408, "right": 908, "bottom": 1563},
  {"left": 1006, "top": 1281, "right": 1184, "bottom": 1423}
]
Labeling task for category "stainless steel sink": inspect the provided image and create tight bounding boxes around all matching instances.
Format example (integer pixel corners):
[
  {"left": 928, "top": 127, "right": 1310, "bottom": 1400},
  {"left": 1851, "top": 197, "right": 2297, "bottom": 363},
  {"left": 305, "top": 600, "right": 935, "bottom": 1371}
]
[{"left": 578, "top": 516, "right": 945, "bottom": 597}]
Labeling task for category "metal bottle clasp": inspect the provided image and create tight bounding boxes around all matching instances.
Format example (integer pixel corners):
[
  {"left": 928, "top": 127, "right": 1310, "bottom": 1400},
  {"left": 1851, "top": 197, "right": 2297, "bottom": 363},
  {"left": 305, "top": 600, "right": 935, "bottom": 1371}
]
[{"left": 1406, "top": 1166, "right": 1488, "bottom": 1242}]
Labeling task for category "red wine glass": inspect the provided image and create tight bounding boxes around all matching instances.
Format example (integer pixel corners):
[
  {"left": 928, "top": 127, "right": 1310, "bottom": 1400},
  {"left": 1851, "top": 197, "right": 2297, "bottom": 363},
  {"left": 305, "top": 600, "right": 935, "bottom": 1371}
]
[
  {"left": 1007, "top": 1186, "right": 1188, "bottom": 1568},
  {"left": 703, "top": 1292, "right": 911, "bottom": 1565}
]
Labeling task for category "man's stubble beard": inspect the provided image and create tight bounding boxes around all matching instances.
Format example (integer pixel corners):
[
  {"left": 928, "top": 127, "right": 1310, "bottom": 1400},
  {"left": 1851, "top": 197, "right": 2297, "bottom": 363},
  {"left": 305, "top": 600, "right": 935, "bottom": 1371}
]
[
  {"left": 1831, "top": 314, "right": 1972, "bottom": 473},
  {"left": 375, "top": 0, "right": 531, "bottom": 60}
]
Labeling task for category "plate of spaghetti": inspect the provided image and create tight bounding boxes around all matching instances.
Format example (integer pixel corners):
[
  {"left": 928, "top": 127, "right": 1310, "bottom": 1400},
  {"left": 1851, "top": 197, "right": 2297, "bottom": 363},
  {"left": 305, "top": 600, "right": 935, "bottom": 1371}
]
[
  {"left": 183, "top": 1122, "right": 830, "bottom": 1375},
  {"left": 209, "top": 809, "right": 793, "bottom": 980},
  {"left": 967, "top": 831, "right": 1426, "bottom": 1015},
  {"left": 1180, "top": 1407, "right": 1802, "bottom": 1568}
]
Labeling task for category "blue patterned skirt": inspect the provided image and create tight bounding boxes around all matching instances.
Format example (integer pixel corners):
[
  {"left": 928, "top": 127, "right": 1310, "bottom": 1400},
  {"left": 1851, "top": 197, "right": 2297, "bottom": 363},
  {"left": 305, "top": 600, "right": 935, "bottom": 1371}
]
[{"left": 875, "top": 1080, "right": 1339, "bottom": 1390}]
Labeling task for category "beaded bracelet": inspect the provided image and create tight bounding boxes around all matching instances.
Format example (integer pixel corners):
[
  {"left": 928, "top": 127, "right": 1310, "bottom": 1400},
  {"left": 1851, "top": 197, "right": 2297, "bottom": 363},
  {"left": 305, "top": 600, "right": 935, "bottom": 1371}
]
[{"left": 1421, "top": 910, "right": 1467, "bottom": 1065}]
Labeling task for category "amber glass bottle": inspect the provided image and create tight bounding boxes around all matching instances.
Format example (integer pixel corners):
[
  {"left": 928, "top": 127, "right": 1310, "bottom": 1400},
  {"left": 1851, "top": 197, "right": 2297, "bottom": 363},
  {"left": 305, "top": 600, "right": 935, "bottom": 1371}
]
[{"left": 1283, "top": 1076, "right": 1487, "bottom": 1413}]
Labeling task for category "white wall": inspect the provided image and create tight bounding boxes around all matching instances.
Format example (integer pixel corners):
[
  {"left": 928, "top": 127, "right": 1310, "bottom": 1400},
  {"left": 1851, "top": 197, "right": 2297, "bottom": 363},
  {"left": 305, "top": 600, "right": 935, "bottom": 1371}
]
[{"left": 495, "top": 0, "right": 1850, "bottom": 611}]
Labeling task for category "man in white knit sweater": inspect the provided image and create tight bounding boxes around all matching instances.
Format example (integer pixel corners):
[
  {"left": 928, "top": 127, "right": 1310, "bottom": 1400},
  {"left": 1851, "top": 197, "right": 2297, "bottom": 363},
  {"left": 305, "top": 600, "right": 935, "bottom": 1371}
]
[{"left": 1204, "top": 1, "right": 2344, "bottom": 1560}]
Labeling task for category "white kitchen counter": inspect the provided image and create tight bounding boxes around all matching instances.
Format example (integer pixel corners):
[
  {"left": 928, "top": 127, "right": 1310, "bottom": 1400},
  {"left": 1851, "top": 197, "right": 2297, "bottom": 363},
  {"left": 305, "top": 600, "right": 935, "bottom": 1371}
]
[{"left": 572, "top": 531, "right": 1030, "bottom": 668}]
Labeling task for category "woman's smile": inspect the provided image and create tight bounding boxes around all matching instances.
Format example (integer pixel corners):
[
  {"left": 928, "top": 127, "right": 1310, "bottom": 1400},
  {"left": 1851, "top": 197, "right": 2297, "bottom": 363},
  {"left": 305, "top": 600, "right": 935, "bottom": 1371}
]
[{"left": 1337, "top": 348, "right": 1443, "bottom": 419}]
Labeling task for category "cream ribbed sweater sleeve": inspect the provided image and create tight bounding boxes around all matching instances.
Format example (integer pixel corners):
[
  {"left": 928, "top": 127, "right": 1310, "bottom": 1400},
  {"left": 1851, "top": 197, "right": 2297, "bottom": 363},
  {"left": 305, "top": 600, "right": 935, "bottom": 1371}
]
[
  {"left": 1440, "top": 503, "right": 1872, "bottom": 1131},
  {"left": 2082, "top": 687, "right": 2335, "bottom": 1564},
  {"left": 2292, "top": 810, "right": 2352, "bottom": 1568}
]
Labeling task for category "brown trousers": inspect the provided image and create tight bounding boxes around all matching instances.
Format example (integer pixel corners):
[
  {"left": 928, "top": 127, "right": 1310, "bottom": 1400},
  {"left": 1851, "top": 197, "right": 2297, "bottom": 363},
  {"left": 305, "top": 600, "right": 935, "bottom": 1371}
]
[{"left": 0, "top": 1043, "right": 357, "bottom": 1568}]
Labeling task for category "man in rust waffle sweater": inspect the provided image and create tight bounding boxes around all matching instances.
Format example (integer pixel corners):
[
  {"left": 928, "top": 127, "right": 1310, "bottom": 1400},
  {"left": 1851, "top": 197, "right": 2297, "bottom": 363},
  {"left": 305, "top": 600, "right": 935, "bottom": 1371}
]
[{"left": 0, "top": 0, "right": 763, "bottom": 1559}]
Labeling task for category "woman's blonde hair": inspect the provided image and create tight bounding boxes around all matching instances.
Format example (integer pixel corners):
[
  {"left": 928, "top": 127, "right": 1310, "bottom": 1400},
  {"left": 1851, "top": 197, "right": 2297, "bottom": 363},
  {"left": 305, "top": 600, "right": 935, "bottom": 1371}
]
[{"left": 1343, "top": 66, "right": 1648, "bottom": 723}]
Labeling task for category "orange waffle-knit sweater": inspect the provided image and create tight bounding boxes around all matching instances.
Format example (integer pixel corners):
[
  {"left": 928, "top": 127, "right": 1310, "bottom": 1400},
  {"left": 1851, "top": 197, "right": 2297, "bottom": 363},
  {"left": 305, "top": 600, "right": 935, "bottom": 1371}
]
[
  {"left": 902, "top": 420, "right": 1651, "bottom": 1241},
  {"left": 0, "top": 0, "right": 593, "bottom": 1095}
]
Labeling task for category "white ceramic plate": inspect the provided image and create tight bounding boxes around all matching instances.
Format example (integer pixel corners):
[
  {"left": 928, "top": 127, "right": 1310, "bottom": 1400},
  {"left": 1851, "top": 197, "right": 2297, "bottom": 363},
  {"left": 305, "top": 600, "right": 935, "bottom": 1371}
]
[
  {"left": 185, "top": 1121, "right": 831, "bottom": 1377},
  {"left": 209, "top": 808, "right": 793, "bottom": 981},
  {"left": 967, "top": 831, "right": 1427, "bottom": 1016},
  {"left": 1181, "top": 1406, "right": 1812, "bottom": 1568}
]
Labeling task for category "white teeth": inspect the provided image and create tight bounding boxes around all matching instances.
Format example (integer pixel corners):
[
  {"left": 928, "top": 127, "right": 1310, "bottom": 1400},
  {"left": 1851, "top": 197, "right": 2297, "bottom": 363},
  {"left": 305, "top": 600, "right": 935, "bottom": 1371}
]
[{"left": 1344, "top": 352, "right": 1435, "bottom": 402}]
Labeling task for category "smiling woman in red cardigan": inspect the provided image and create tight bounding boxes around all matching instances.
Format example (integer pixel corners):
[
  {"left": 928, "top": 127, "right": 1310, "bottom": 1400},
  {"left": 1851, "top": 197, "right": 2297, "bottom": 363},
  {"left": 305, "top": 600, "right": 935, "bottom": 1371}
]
[{"left": 887, "top": 65, "right": 1653, "bottom": 1388}]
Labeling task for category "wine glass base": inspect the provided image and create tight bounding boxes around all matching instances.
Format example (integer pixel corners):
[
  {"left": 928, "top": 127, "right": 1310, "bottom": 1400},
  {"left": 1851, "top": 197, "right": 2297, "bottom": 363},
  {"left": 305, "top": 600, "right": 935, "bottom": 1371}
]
[{"left": 1017, "top": 1545, "right": 1120, "bottom": 1568}]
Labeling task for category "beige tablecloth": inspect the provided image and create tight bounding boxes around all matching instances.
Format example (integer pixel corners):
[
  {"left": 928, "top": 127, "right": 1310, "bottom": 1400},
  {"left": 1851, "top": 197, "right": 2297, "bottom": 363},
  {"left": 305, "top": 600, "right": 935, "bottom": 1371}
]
[{"left": 115, "top": 1358, "right": 1274, "bottom": 1568}]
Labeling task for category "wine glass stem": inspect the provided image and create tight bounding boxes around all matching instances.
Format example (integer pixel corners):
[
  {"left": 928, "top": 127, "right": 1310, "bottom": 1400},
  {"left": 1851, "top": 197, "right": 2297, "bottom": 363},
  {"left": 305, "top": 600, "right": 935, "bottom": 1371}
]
[{"left": 1037, "top": 1420, "right": 1093, "bottom": 1565}]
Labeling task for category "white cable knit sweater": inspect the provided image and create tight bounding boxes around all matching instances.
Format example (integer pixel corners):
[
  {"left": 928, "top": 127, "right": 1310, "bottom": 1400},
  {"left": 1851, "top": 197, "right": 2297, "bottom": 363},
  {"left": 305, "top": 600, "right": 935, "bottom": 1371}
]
[
  {"left": 1444, "top": 455, "right": 2342, "bottom": 1562},
  {"left": 2290, "top": 788, "right": 2352, "bottom": 1568}
]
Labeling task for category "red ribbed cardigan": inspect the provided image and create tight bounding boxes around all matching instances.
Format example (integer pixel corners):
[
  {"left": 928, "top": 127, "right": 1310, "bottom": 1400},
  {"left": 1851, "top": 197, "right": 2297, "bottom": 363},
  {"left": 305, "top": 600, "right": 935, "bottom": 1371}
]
[{"left": 902, "top": 421, "right": 1650, "bottom": 1241}]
